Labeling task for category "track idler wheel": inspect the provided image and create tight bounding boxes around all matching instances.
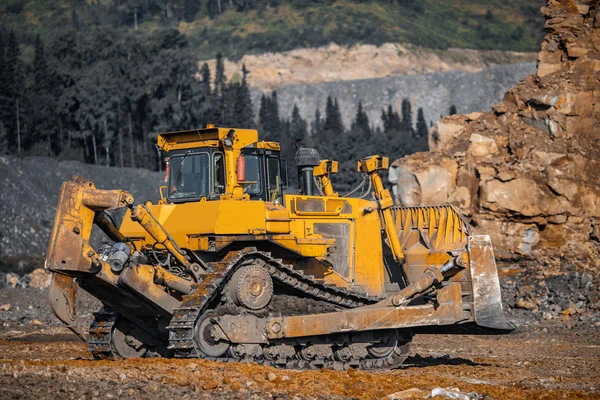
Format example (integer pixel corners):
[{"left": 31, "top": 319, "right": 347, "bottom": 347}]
[
  {"left": 366, "top": 331, "right": 398, "bottom": 359},
  {"left": 111, "top": 318, "right": 148, "bottom": 359},
  {"left": 228, "top": 263, "right": 273, "bottom": 310},
  {"left": 361, "top": 329, "right": 412, "bottom": 369},
  {"left": 194, "top": 311, "right": 230, "bottom": 358}
]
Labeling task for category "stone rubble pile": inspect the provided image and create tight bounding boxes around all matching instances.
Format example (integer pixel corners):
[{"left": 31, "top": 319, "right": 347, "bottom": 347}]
[
  {"left": 0, "top": 268, "right": 52, "bottom": 289},
  {"left": 391, "top": 0, "right": 600, "bottom": 270},
  {"left": 502, "top": 264, "right": 600, "bottom": 326}
]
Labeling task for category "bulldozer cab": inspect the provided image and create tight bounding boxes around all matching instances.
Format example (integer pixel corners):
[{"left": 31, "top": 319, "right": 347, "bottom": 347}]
[{"left": 159, "top": 126, "right": 288, "bottom": 203}]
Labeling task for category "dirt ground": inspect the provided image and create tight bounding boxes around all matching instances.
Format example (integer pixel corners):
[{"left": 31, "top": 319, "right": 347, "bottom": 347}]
[{"left": 0, "top": 289, "right": 599, "bottom": 399}]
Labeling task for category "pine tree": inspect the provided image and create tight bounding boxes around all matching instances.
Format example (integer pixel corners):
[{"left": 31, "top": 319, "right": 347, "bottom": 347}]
[
  {"left": 382, "top": 105, "right": 401, "bottom": 133},
  {"left": 269, "top": 91, "right": 280, "bottom": 133},
  {"left": 33, "top": 36, "right": 50, "bottom": 89},
  {"left": 207, "top": 0, "right": 223, "bottom": 19},
  {"left": 333, "top": 99, "right": 344, "bottom": 133},
  {"left": 416, "top": 107, "right": 428, "bottom": 138},
  {"left": 324, "top": 96, "right": 334, "bottom": 134},
  {"left": 234, "top": 64, "right": 253, "bottom": 127},
  {"left": 380, "top": 108, "right": 388, "bottom": 132},
  {"left": 184, "top": 0, "right": 199, "bottom": 22},
  {"left": 200, "top": 62, "right": 211, "bottom": 94},
  {"left": 324, "top": 96, "right": 343, "bottom": 136},
  {"left": 0, "top": 121, "right": 7, "bottom": 155},
  {"left": 290, "top": 103, "right": 306, "bottom": 146},
  {"left": 400, "top": 98, "right": 414, "bottom": 135},
  {"left": 312, "top": 108, "right": 322, "bottom": 139},
  {"left": 282, "top": 103, "right": 306, "bottom": 179},
  {"left": 258, "top": 94, "right": 268, "bottom": 130},
  {"left": 31, "top": 35, "right": 59, "bottom": 155},
  {"left": 351, "top": 101, "right": 370, "bottom": 138},
  {"left": 214, "top": 52, "right": 226, "bottom": 125},
  {"left": 197, "top": 62, "right": 212, "bottom": 125},
  {"left": 258, "top": 91, "right": 280, "bottom": 141},
  {"left": 222, "top": 80, "right": 238, "bottom": 125},
  {"left": 214, "top": 53, "right": 225, "bottom": 95},
  {"left": 449, "top": 104, "right": 457, "bottom": 115}
]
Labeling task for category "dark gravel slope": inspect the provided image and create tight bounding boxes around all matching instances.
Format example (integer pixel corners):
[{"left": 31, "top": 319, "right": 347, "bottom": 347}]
[{"left": 0, "top": 156, "right": 162, "bottom": 271}]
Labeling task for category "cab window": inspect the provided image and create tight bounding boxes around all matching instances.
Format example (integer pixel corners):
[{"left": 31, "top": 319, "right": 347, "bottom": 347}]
[
  {"left": 267, "top": 156, "right": 281, "bottom": 202},
  {"left": 243, "top": 155, "right": 262, "bottom": 195},
  {"left": 168, "top": 152, "right": 210, "bottom": 200},
  {"left": 213, "top": 152, "right": 225, "bottom": 194}
]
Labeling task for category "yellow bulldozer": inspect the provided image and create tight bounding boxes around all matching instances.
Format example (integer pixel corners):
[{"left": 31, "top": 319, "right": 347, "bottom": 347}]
[{"left": 46, "top": 126, "right": 512, "bottom": 369}]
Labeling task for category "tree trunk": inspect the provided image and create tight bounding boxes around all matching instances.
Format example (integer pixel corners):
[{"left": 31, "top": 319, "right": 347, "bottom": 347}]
[
  {"left": 92, "top": 133, "right": 98, "bottom": 165},
  {"left": 118, "top": 124, "right": 124, "bottom": 168},
  {"left": 128, "top": 112, "right": 135, "bottom": 168},
  {"left": 103, "top": 118, "right": 110, "bottom": 166},
  {"left": 16, "top": 98, "right": 21, "bottom": 154},
  {"left": 166, "top": 0, "right": 173, "bottom": 18},
  {"left": 217, "top": 0, "right": 222, "bottom": 14},
  {"left": 84, "top": 135, "right": 90, "bottom": 159},
  {"left": 59, "top": 118, "right": 64, "bottom": 154},
  {"left": 134, "top": 9, "right": 138, "bottom": 30}
]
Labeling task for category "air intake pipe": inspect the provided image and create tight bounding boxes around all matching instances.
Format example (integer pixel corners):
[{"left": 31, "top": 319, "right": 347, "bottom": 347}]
[{"left": 295, "top": 148, "right": 321, "bottom": 196}]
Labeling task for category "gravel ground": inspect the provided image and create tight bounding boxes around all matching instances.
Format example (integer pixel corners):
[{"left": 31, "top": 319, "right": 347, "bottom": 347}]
[{"left": 0, "top": 286, "right": 599, "bottom": 400}]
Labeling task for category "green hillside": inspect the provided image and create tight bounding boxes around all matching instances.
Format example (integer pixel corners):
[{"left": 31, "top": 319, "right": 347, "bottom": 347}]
[
  {"left": 1, "top": 0, "right": 544, "bottom": 60},
  {"left": 0, "top": 0, "right": 544, "bottom": 188}
]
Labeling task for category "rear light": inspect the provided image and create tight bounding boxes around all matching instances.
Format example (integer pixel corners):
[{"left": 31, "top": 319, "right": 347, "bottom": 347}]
[
  {"left": 236, "top": 155, "right": 246, "bottom": 182},
  {"left": 164, "top": 158, "right": 170, "bottom": 183}
]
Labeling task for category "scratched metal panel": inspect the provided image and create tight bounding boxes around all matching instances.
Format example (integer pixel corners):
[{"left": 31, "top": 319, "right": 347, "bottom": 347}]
[{"left": 314, "top": 223, "right": 351, "bottom": 279}]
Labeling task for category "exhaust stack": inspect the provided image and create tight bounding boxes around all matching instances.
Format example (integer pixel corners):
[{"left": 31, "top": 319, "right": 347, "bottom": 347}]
[{"left": 295, "top": 148, "right": 321, "bottom": 196}]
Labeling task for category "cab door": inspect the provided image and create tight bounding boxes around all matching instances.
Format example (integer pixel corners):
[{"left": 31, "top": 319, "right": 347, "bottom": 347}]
[{"left": 266, "top": 155, "right": 283, "bottom": 204}]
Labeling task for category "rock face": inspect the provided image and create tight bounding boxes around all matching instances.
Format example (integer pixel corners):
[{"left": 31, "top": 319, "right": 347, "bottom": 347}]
[
  {"left": 252, "top": 62, "right": 536, "bottom": 130},
  {"left": 206, "top": 43, "right": 536, "bottom": 91},
  {"left": 391, "top": 0, "right": 600, "bottom": 270}
]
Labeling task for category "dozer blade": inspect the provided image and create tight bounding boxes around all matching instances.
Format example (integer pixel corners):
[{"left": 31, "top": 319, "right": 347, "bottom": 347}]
[
  {"left": 48, "top": 272, "right": 87, "bottom": 341},
  {"left": 468, "top": 235, "right": 514, "bottom": 331}
]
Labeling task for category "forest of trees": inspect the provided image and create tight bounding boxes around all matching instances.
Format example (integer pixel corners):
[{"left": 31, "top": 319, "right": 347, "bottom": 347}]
[
  {"left": 0, "top": 26, "right": 432, "bottom": 191},
  {"left": 257, "top": 94, "right": 429, "bottom": 192},
  {"left": 2, "top": 1, "right": 543, "bottom": 63},
  {"left": 0, "top": 28, "right": 255, "bottom": 170}
]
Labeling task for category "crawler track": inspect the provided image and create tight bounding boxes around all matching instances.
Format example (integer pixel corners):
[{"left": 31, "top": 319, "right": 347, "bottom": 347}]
[
  {"left": 89, "top": 247, "right": 412, "bottom": 369},
  {"left": 167, "top": 248, "right": 411, "bottom": 370},
  {"left": 88, "top": 307, "right": 118, "bottom": 359}
]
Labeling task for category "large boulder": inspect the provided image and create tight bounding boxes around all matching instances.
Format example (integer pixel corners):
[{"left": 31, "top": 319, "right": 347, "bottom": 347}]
[
  {"left": 389, "top": 157, "right": 457, "bottom": 206},
  {"left": 390, "top": 0, "right": 600, "bottom": 265},
  {"left": 428, "top": 118, "right": 467, "bottom": 153}
]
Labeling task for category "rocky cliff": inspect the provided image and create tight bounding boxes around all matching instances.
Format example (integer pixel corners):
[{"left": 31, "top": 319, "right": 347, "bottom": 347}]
[
  {"left": 251, "top": 62, "right": 536, "bottom": 130},
  {"left": 391, "top": 0, "right": 600, "bottom": 272},
  {"left": 208, "top": 43, "right": 536, "bottom": 91}
]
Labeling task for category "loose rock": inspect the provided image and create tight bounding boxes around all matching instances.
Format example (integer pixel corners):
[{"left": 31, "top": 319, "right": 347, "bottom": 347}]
[
  {"left": 266, "top": 372, "right": 277, "bottom": 382},
  {"left": 202, "top": 380, "right": 219, "bottom": 390}
]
